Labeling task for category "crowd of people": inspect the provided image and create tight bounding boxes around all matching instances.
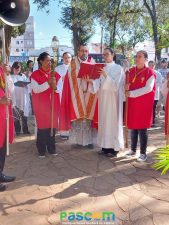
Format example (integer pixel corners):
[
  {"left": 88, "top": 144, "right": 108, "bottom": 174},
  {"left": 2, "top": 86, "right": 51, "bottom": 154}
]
[{"left": 0, "top": 45, "right": 169, "bottom": 192}]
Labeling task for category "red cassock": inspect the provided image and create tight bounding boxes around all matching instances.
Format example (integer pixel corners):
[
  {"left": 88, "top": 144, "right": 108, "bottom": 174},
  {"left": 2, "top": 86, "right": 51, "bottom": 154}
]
[
  {"left": 126, "top": 66, "right": 156, "bottom": 129},
  {"left": 59, "top": 73, "right": 76, "bottom": 131},
  {"left": 0, "top": 68, "right": 14, "bottom": 148},
  {"left": 31, "top": 69, "right": 60, "bottom": 129}
]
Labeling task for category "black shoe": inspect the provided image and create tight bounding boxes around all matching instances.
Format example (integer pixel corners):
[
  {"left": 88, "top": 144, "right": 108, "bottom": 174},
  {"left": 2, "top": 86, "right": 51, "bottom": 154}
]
[
  {"left": 0, "top": 174, "right": 16, "bottom": 183},
  {"left": 16, "top": 132, "right": 20, "bottom": 136},
  {"left": 0, "top": 183, "right": 6, "bottom": 192},
  {"left": 87, "top": 144, "right": 94, "bottom": 149}
]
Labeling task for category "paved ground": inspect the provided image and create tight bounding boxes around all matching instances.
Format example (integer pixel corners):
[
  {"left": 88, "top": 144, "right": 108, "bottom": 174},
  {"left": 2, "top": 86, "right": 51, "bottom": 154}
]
[{"left": 0, "top": 117, "right": 169, "bottom": 225}]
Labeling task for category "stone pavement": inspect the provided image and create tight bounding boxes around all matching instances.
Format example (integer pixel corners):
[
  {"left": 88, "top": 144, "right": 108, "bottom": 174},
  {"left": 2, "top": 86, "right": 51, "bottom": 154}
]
[{"left": 0, "top": 117, "right": 169, "bottom": 225}]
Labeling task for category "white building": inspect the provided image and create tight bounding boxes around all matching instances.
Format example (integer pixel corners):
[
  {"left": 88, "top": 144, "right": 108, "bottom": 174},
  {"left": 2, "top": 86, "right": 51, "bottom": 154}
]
[{"left": 10, "top": 16, "right": 35, "bottom": 56}]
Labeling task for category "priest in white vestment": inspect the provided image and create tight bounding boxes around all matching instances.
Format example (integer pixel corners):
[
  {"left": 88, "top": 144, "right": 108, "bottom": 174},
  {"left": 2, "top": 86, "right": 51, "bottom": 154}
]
[{"left": 88, "top": 47, "right": 124, "bottom": 157}]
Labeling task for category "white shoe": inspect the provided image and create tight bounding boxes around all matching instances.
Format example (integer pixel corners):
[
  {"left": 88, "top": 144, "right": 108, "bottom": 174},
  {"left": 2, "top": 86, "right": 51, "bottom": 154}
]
[
  {"left": 137, "top": 154, "right": 147, "bottom": 162},
  {"left": 39, "top": 155, "right": 46, "bottom": 158},
  {"left": 125, "top": 150, "right": 136, "bottom": 158},
  {"left": 50, "top": 152, "right": 58, "bottom": 156}
]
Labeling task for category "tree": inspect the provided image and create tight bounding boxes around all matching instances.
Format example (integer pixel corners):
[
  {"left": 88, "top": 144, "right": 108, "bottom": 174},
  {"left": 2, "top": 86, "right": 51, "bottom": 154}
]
[
  {"left": 60, "top": 0, "right": 94, "bottom": 54},
  {"left": 0, "top": 21, "right": 26, "bottom": 59},
  {"left": 115, "top": 13, "right": 149, "bottom": 55},
  {"left": 91, "top": 0, "right": 145, "bottom": 49},
  {"left": 33, "top": 0, "right": 95, "bottom": 54},
  {"left": 143, "top": 0, "right": 169, "bottom": 61}
]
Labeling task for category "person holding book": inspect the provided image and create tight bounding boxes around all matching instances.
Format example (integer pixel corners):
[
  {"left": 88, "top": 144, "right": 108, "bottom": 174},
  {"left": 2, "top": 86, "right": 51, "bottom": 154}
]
[
  {"left": 59, "top": 45, "right": 98, "bottom": 148},
  {"left": 0, "top": 65, "right": 16, "bottom": 192},
  {"left": 11, "top": 61, "right": 31, "bottom": 135},
  {"left": 31, "top": 52, "right": 61, "bottom": 158},
  {"left": 125, "top": 51, "right": 156, "bottom": 162},
  {"left": 86, "top": 47, "right": 124, "bottom": 157}
]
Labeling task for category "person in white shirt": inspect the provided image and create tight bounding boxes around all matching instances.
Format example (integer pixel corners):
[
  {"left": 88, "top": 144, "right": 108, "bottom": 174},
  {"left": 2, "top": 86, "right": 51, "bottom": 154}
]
[
  {"left": 158, "top": 59, "right": 169, "bottom": 80},
  {"left": 11, "top": 62, "right": 31, "bottom": 135},
  {"left": 55, "top": 52, "right": 72, "bottom": 100},
  {"left": 148, "top": 61, "right": 163, "bottom": 126}
]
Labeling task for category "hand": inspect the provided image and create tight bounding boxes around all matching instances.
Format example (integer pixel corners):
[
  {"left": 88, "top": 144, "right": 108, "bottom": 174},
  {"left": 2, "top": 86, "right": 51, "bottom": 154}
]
[
  {"left": 99, "top": 68, "right": 107, "bottom": 78},
  {"left": 125, "top": 91, "right": 130, "bottom": 98},
  {"left": 48, "top": 76, "right": 57, "bottom": 90},
  {"left": 125, "top": 83, "right": 130, "bottom": 91},
  {"left": 83, "top": 75, "right": 93, "bottom": 84},
  {"left": 0, "top": 96, "right": 12, "bottom": 105},
  {"left": 3, "top": 64, "right": 11, "bottom": 76},
  {"left": 62, "top": 76, "right": 65, "bottom": 82}
]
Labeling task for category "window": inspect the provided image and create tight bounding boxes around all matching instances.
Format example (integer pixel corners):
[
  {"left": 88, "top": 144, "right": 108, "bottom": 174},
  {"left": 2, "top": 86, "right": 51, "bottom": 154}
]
[
  {"left": 16, "top": 41, "right": 19, "bottom": 45},
  {"left": 16, "top": 49, "right": 19, "bottom": 52},
  {"left": 21, "top": 41, "right": 23, "bottom": 44}
]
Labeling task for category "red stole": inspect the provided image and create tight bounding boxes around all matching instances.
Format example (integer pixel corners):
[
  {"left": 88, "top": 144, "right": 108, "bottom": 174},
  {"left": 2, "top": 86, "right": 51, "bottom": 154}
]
[
  {"left": 126, "top": 66, "right": 156, "bottom": 129},
  {"left": 0, "top": 68, "right": 14, "bottom": 148},
  {"left": 31, "top": 69, "right": 60, "bottom": 129},
  {"left": 59, "top": 57, "right": 98, "bottom": 131}
]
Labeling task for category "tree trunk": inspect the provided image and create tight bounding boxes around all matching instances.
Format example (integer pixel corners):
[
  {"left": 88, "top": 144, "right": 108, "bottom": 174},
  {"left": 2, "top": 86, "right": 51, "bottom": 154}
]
[
  {"left": 143, "top": 0, "right": 161, "bottom": 62},
  {"left": 111, "top": 0, "right": 121, "bottom": 48},
  {"left": 72, "top": 27, "right": 79, "bottom": 55},
  {"left": 5, "top": 25, "right": 12, "bottom": 58}
]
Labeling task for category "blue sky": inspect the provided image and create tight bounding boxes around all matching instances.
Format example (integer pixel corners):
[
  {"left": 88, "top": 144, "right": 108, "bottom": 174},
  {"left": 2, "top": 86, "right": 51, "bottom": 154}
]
[{"left": 30, "top": 0, "right": 100, "bottom": 49}]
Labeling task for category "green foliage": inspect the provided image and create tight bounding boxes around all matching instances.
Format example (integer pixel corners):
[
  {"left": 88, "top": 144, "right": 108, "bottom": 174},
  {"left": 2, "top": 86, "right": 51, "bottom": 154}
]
[
  {"left": 60, "top": 0, "right": 94, "bottom": 53},
  {"left": 33, "top": 0, "right": 94, "bottom": 54},
  {"left": 153, "top": 145, "right": 169, "bottom": 175},
  {"left": 21, "top": 62, "right": 27, "bottom": 73},
  {"left": 0, "top": 20, "right": 26, "bottom": 57},
  {"left": 33, "top": 0, "right": 169, "bottom": 58}
]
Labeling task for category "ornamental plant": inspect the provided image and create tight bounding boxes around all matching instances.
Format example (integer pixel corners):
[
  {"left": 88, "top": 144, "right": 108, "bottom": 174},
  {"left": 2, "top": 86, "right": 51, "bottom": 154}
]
[{"left": 153, "top": 145, "right": 169, "bottom": 175}]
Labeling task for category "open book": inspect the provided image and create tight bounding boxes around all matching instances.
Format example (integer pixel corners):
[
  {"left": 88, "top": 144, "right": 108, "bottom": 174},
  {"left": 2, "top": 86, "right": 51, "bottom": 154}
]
[
  {"left": 78, "top": 62, "right": 105, "bottom": 79},
  {"left": 14, "top": 81, "right": 31, "bottom": 87}
]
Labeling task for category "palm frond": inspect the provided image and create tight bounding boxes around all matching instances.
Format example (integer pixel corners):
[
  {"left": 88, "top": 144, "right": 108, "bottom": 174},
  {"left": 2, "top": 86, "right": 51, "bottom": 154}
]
[{"left": 152, "top": 145, "right": 169, "bottom": 175}]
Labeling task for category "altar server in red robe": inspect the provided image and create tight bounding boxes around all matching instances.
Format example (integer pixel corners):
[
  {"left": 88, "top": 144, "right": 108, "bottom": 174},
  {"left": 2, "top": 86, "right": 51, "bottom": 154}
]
[
  {"left": 125, "top": 51, "right": 156, "bottom": 162},
  {"left": 0, "top": 65, "right": 15, "bottom": 192},
  {"left": 31, "top": 52, "right": 61, "bottom": 158}
]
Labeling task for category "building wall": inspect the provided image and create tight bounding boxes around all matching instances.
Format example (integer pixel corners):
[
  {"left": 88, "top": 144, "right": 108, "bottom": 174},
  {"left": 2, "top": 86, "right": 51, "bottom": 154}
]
[{"left": 10, "top": 16, "right": 35, "bottom": 56}]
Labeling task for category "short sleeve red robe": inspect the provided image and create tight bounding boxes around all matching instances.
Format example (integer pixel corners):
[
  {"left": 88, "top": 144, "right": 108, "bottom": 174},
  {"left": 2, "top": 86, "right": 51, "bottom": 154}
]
[
  {"left": 31, "top": 69, "right": 60, "bottom": 129},
  {"left": 125, "top": 66, "right": 156, "bottom": 129}
]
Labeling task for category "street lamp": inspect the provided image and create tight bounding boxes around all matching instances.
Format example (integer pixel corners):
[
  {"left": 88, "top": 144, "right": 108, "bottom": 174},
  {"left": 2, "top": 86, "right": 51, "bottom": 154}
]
[{"left": 51, "top": 36, "right": 59, "bottom": 65}]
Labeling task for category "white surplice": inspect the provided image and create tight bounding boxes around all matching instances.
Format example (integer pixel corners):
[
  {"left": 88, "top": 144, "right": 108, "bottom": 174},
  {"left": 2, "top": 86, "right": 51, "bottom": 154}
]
[
  {"left": 11, "top": 74, "right": 31, "bottom": 117},
  {"left": 55, "top": 64, "right": 69, "bottom": 101},
  {"left": 89, "top": 61, "right": 124, "bottom": 151}
]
